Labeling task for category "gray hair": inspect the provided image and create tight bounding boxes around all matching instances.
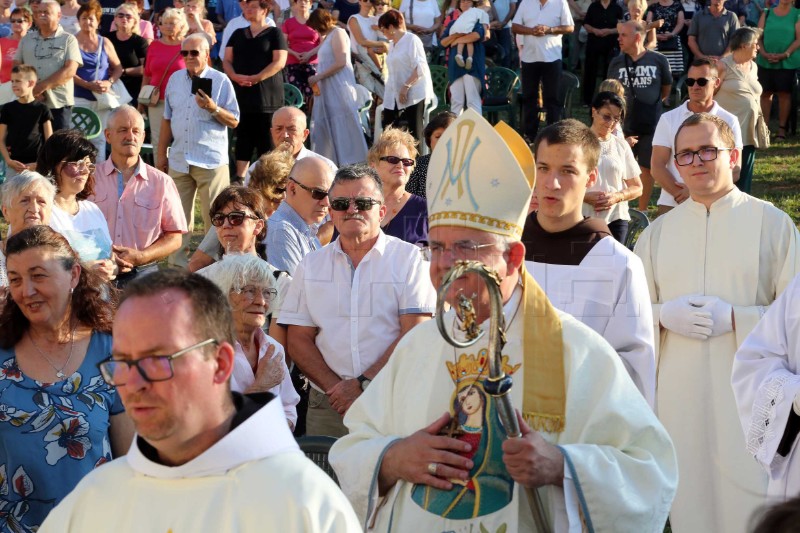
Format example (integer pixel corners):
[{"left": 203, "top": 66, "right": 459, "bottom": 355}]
[
  {"left": 330, "top": 164, "right": 384, "bottom": 199},
  {"left": 196, "top": 254, "right": 276, "bottom": 297},
  {"left": 729, "top": 27, "right": 762, "bottom": 51},
  {"left": 107, "top": 104, "right": 145, "bottom": 130},
  {"left": 1, "top": 171, "right": 56, "bottom": 210},
  {"left": 183, "top": 32, "right": 211, "bottom": 51},
  {"left": 272, "top": 106, "right": 308, "bottom": 129},
  {"left": 39, "top": 0, "right": 60, "bottom": 11}
]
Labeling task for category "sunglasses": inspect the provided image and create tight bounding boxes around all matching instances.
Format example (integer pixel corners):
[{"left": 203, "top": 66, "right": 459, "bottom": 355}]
[
  {"left": 115, "top": 13, "right": 134, "bottom": 19},
  {"left": 10, "top": 18, "right": 25, "bottom": 23},
  {"left": 180, "top": 49, "right": 202, "bottom": 57},
  {"left": 329, "top": 197, "right": 382, "bottom": 211},
  {"left": 289, "top": 177, "right": 328, "bottom": 200},
  {"left": 61, "top": 158, "right": 95, "bottom": 175},
  {"left": 685, "top": 77, "right": 716, "bottom": 87},
  {"left": 380, "top": 155, "right": 414, "bottom": 167},
  {"left": 211, "top": 210, "right": 260, "bottom": 227}
]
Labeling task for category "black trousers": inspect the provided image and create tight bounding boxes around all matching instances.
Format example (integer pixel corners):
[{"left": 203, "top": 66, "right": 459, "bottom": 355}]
[
  {"left": 382, "top": 99, "right": 425, "bottom": 144},
  {"left": 51, "top": 106, "right": 73, "bottom": 132},
  {"left": 583, "top": 46, "right": 617, "bottom": 106},
  {"left": 520, "top": 59, "right": 562, "bottom": 141}
]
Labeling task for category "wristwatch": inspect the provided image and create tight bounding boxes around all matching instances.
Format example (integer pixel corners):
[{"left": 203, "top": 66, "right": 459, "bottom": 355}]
[
  {"left": 211, "top": 106, "right": 221, "bottom": 116},
  {"left": 357, "top": 374, "right": 371, "bottom": 391}
]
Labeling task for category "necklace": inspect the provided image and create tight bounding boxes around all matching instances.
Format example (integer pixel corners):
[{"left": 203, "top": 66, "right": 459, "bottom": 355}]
[{"left": 28, "top": 324, "right": 77, "bottom": 380}]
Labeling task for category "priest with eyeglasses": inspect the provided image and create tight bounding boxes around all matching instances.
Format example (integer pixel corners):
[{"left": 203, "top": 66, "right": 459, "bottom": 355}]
[
  {"left": 634, "top": 112, "right": 800, "bottom": 533},
  {"left": 329, "top": 109, "right": 678, "bottom": 532}
]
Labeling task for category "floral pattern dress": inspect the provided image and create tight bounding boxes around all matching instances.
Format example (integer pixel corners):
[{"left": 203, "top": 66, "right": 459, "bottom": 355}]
[
  {"left": 646, "top": 1, "right": 685, "bottom": 74},
  {"left": 0, "top": 332, "right": 123, "bottom": 532}
]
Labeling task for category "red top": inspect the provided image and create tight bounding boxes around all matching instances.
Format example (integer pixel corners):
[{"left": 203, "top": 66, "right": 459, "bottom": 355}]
[
  {"left": 143, "top": 41, "right": 186, "bottom": 100},
  {"left": 0, "top": 38, "right": 20, "bottom": 83},
  {"left": 281, "top": 17, "right": 320, "bottom": 65}
]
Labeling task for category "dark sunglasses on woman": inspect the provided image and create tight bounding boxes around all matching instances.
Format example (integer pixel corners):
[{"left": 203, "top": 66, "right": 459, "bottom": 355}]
[
  {"left": 211, "top": 211, "right": 260, "bottom": 227},
  {"left": 380, "top": 155, "right": 414, "bottom": 167}
]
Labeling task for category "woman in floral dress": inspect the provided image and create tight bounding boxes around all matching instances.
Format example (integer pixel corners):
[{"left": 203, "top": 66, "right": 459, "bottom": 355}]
[
  {"left": 646, "top": 0, "right": 686, "bottom": 78},
  {"left": 0, "top": 226, "right": 133, "bottom": 531}
]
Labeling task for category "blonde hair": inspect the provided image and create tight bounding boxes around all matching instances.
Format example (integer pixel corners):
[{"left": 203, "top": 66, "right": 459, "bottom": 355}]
[
  {"left": 160, "top": 7, "right": 189, "bottom": 39},
  {"left": 250, "top": 150, "right": 295, "bottom": 204},
  {"left": 116, "top": 3, "right": 141, "bottom": 34},
  {"left": 367, "top": 126, "right": 419, "bottom": 166},
  {"left": 598, "top": 78, "right": 626, "bottom": 107},
  {"left": 627, "top": 0, "right": 647, "bottom": 17}
]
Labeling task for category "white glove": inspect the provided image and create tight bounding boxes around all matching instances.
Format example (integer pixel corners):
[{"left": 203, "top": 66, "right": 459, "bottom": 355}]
[
  {"left": 660, "top": 295, "right": 714, "bottom": 340},
  {"left": 688, "top": 295, "right": 733, "bottom": 337}
]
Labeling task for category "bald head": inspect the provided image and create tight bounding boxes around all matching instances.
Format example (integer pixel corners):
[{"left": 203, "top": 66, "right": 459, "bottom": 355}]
[
  {"left": 286, "top": 157, "right": 333, "bottom": 224},
  {"left": 271, "top": 107, "right": 310, "bottom": 156}
]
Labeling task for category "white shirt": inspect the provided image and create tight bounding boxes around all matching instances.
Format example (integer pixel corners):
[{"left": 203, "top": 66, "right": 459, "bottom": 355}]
[
  {"left": 220, "top": 15, "right": 276, "bottom": 52},
  {"left": 652, "top": 101, "right": 743, "bottom": 207},
  {"left": 384, "top": 32, "right": 435, "bottom": 110},
  {"left": 49, "top": 201, "right": 113, "bottom": 262},
  {"left": 348, "top": 13, "right": 380, "bottom": 54},
  {"left": 583, "top": 134, "right": 641, "bottom": 223},
  {"left": 399, "top": 0, "right": 441, "bottom": 30},
  {"left": 512, "top": 0, "right": 573, "bottom": 63},
  {"left": 278, "top": 231, "right": 436, "bottom": 391}
]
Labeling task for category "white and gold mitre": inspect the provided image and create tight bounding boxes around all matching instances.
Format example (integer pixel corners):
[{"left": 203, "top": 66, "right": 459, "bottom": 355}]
[{"left": 426, "top": 109, "right": 535, "bottom": 239}]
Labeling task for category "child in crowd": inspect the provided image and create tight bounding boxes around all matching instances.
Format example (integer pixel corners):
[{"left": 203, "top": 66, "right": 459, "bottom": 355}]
[
  {"left": 0, "top": 65, "right": 52, "bottom": 176},
  {"left": 449, "top": 0, "right": 489, "bottom": 70}
]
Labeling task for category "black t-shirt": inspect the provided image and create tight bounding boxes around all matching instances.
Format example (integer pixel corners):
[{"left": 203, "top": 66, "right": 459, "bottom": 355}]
[
  {"left": 227, "top": 26, "right": 287, "bottom": 113},
  {"left": 584, "top": 1, "right": 624, "bottom": 51},
  {"left": 99, "top": 0, "right": 124, "bottom": 34},
  {"left": 0, "top": 100, "right": 53, "bottom": 164},
  {"left": 107, "top": 33, "right": 149, "bottom": 105}
]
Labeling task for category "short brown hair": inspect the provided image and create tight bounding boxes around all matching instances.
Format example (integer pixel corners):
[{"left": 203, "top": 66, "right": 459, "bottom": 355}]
[
  {"left": 0, "top": 226, "right": 116, "bottom": 349},
  {"left": 378, "top": 9, "right": 404, "bottom": 30},
  {"left": 534, "top": 119, "right": 600, "bottom": 172},
  {"left": 11, "top": 8, "right": 32, "bottom": 24},
  {"left": 36, "top": 129, "right": 98, "bottom": 201},
  {"left": 77, "top": 0, "right": 103, "bottom": 21},
  {"left": 367, "top": 126, "right": 418, "bottom": 166},
  {"left": 120, "top": 269, "right": 236, "bottom": 347},
  {"left": 674, "top": 112, "right": 736, "bottom": 150},
  {"left": 209, "top": 186, "right": 269, "bottom": 241},
  {"left": 307, "top": 8, "right": 336, "bottom": 33},
  {"left": 11, "top": 64, "right": 37, "bottom": 80},
  {"left": 249, "top": 150, "right": 294, "bottom": 205}
]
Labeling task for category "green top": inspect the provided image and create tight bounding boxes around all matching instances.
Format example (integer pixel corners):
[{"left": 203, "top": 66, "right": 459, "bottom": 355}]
[{"left": 757, "top": 7, "right": 800, "bottom": 69}]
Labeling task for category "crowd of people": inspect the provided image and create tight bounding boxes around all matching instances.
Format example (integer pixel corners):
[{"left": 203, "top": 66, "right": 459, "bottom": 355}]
[{"left": 0, "top": 0, "right": 798, "bottom": 531}]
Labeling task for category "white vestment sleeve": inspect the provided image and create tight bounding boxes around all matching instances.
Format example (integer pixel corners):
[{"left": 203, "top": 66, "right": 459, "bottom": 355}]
[{"left": 732, "top": 275, "right": 800, "bottom": 479}]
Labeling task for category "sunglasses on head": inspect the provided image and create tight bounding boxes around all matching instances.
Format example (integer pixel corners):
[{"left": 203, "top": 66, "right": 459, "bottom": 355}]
[
  {"left": 686, "top": 77, "right": 715, "bottom": 87},
  {"left": 180, "top": 49, "right": 202, "bottom": 57},
  {"left": 329, "top": 197, "right": 382, "bottom": 211},
  {"left": 289, "top": 177, "right": 328, "bottom": 200},
  {"left": 211, "top": 210, "right": 259, "bottom": 227},
  {"left": 380, "top": 155, "right": 414, "bottom": 167}
]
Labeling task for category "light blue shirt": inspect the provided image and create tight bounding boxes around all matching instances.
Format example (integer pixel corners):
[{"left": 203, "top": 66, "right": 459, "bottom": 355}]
[
  {"left": 266, "top": 201, "right": 321, "bottom": 275},
  {"left": 163, "top": 66, "right": 240, "bottom": 172}
]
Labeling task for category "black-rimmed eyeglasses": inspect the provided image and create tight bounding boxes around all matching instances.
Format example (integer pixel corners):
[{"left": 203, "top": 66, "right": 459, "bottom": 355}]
[
  {"left": 98, "top": 339, "right": 218, "bottom": 386},
  {"left": 289, "top": 177, "right": 328, "bottom": 200},
  {"left": 674, "top": 147, "right": 731, "bottom": 166}
]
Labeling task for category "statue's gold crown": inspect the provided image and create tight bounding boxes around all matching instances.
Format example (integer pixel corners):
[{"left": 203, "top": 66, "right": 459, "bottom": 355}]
[{"left": 446, "top": 350, "right": 521, "bottom": 384}]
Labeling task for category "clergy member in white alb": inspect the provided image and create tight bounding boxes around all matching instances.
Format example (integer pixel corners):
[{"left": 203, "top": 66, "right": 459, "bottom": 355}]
[
  {"left": 39, "top": 270, "right": 361, "bottom": 533},
  {"left": 330, "top": 111, "right": 677, "bottom": 532},
  {"left": 733, "top": 273, "right": 800, "bottom": 501},
  {"left": 522, "top": 119, "right": 656, "bottom": 407},
  {"left": 634, "top": 112, "right": 800, "bottom": 533}
]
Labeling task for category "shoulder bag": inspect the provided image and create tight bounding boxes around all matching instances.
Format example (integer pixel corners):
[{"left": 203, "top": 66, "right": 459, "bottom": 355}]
[
  {"left": 138, "top": 49, "right": 181, "bottom": 107},
  {"left": 93, "top": 39, "right": 132, "bottom": 110}
]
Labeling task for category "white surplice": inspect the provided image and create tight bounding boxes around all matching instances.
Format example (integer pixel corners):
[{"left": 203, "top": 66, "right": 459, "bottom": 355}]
[
  {"left": 329, "top": 285, "right": 677, "bottom": 532},
  {"left": 39, "top": 397, "right": 362, "bottom": 533},
  {"left": 733, "top": 274, "right": 800, "bottom": 501},
  {"left": 634, "top": 187, "right": 800, "bottom": 533},
  {"left": 527, "top": 236, "right": 656, "bottom": 407}
]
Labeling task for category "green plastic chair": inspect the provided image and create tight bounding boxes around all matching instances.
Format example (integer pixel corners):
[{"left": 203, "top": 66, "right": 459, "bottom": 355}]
[
  {"left": 482, "top": 67, "right": 519, "bottom": 128},
  {"left": 429, "top": 65, "right": 450, "bottom": 115},
  {"left": 284, "top": 83, "right": 304, "bottom": 108},
  {"left": 559, "top": 70, "right": 580, "bottom": 119},
  {"left": 71, "top": 106, "right": 102, "bottom": 140}
]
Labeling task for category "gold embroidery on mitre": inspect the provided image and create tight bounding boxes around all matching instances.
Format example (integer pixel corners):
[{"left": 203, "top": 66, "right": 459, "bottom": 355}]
[
  {"left": 434, "top": 119, "right": 481, "bottom": 212},
  {"left": 446, "top": 350, "right": 522, "bottom": 384},
  {"left": 429, "top": 211, "right": 524, "bottom": 238}
]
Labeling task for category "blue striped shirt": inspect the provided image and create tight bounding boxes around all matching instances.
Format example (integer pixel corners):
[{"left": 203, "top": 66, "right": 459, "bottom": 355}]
[{"left": 163, "top": 67, "right": 240, "bottom": 172}]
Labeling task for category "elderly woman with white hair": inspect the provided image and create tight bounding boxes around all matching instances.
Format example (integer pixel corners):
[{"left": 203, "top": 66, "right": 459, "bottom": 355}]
[
  {"left": 0, "top": 171, "right": 56, "bottom": 286},
  {"left": 198, "top": 254, "right": 299, "bottom": 429}
]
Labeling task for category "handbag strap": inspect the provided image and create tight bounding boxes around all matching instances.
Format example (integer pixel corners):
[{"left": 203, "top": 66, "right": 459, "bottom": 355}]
[
  {"left": 623, "top": 53, "right": 639, "bottom": 101},
  {"left": 94, "top": 37, "right": 103, "bottom": 79},
  {"left": 156, "top": 49, "right": 182, "bottom": 89}
]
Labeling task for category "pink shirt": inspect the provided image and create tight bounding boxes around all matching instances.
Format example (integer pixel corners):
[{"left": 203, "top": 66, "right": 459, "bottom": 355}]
[
  {"left": 91, "top": 157, "right": 187, "bottom": 251},
  {"left": 282, "top": 17, "right": 319, "bottom": 65},
  {"left": 143, "top": 40, "right": 185, "bottom": 101}
]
